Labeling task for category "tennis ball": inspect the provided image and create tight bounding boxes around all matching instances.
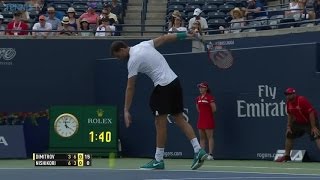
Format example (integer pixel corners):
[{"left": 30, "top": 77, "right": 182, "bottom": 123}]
[{"left": 108, "top": 152, "right": 116, "bottom": 168}]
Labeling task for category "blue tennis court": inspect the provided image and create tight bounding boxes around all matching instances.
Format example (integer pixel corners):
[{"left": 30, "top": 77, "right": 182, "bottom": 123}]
[{"left": 1, "top": 159, "right": 320, "bottom": 180}]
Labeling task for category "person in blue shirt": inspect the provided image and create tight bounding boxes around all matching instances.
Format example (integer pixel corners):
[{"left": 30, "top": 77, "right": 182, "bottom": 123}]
[{"left": 242, "top": 0, "right": 266, "bottom": 19}]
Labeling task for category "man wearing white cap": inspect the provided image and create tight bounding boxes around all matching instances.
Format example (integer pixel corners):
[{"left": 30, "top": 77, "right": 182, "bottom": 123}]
[
  {"left": 0, "top": 14, "right": 5, "bottom": 35},
  {"left": 188, "top": 8, "right": 208, "bottom": 31}
]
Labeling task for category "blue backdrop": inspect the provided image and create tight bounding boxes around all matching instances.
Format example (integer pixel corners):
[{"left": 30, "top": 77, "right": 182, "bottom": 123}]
[
  {"left": 1, "top": 34, "right": 320, "bottom": 160},
  {"left": 96, "top": 42, "right": 320, "bottom": 161}
]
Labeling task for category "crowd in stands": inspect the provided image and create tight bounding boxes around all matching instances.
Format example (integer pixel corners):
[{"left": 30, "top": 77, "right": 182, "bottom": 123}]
[
  {"left": 1, "top": 0, "right": 320, "bottom": 36},
  {"left": 166, "top": 0, "right": 320, "bottom": 34},
  {"left": 0, "top": 0, "right": 124, "bottom": 37}
]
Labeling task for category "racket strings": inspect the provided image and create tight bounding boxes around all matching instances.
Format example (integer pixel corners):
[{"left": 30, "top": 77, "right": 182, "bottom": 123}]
[{"left": 208, "top": 48, "right": 233, "bottom": 69}]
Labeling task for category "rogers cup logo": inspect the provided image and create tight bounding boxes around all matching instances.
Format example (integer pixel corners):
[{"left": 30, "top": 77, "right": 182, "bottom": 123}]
[{"left": 0, "top": 48, "right": 16, "bottom": 65}]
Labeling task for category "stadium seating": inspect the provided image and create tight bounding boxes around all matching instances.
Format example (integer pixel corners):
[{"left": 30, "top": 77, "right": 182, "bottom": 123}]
[
  {"left": 166, "top": 0, "right": 318, "bottom": 34},
  {"left": 0, "top": 0, "right": 125, "bottom": 35}
]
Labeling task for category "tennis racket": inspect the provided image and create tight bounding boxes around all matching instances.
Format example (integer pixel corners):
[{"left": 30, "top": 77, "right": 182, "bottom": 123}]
[{"left": 193, "top": 34, "right": 234, "bottom": 69}]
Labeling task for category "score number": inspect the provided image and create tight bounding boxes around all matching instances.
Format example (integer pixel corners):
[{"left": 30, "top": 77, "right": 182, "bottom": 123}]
[
  {"left": 89, "top": 131, "right": 111, "bottom": 143},
  {"left": 67, "top": 153, "right": 91, "bottom": 166},
  {"left": 33, "top": 153, "right": 91, "bottom": 166}
]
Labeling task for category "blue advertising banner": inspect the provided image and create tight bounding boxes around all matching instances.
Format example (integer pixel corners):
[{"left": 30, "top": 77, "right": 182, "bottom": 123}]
[
  {"left": 1, "top": 37, "right": 320, "bottom": 160},
  {"left": 95, "top": 43, "right": 320, "bottom": 161},
  {"left": 0, "top": 125, "right": 27, "bottom": 158}
]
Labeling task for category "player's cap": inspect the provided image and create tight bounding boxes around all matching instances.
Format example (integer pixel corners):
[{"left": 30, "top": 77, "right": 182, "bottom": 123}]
[
  {"left": 193, "top": 8, "right": 202, "bottom": 16},
  {"left": 0, "top": 14, "right": 4, "bottom": 19},
  {"left": 39, "top": 15, "right": 46, "bottom": 21},
  {"left": 284, "top": 88, "right": 296, "bottom": 95},
  {"left": 198, "top": 82, "right": 209, "bottom": 88}
]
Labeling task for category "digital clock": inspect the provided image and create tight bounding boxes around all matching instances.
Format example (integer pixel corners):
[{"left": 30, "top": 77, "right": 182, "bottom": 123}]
[{"left": 89, "top": 131, "right": 112, "bottom": 143}]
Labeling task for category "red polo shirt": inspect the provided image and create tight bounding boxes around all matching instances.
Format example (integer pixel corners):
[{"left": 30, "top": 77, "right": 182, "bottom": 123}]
[
  {"left": 6, "top": 21, "right": 29, "bottom": 35},
  {"left": 196, "top": 93, "right": 215, "bottom": 129},
  {"left": 286, "top": 95, "right": 317, "bottom": 124}
]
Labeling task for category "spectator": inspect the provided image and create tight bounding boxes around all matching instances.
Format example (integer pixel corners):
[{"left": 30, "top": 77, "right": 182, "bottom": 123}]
[
  {"left": 298, "top": 0, "right": 310, "bottom": 20},
  {"left": 285, "top": 0, "right": 300, "bottom": 17},
  {"left": 79, "top": 18, "right": 93, "bottom": 36},
  {"left": 79, "top": 5, "right": 99, "bottom": 27},
  {"left": 67, "top": 7, "right": 80, "bottom": 31},
  {"left": 6, "top": 11, "right": 29, "bottom": 36},
  {"left": 95, "top": 17, "right": 115, "bottom": 36},
  {"left": 46, "top": 7, "right": 61, "bottom": 31},
  {"left": 188, "top": 8, "right": 208, "bottom": 32},
  {"left": 100, "top": 4, "right": 118, "bottom": 24},
  {"left": 110, "top": 0, "right": 123, "bottom": 23},
  {"left": 32, "top": 15, "right": 52, "bottom": 37},
  {"left": 313, "top": 0, "right": 320, "bottom": 19},
  {"left": 168, "top": 11, "right": 187, "bottom": 33},
  {"left": 275, "top": 88, "right": 320, "bottom": 162},
  {"left": 25, "top": 0, "right": 43, "bottom": 13},
  {"left": 190, "top": 21, "right": 202, "bottom": 35},
  {"left": 0, "top": 15, "right": 5, "bottom": 35},
  {"left": 20, "top": 8, "right": 30, "bottom": 22},
  {"left": 219, "top": 8, "right": 245, "bottom": 33},
  {"left": 242, "top": 0, "right": 266, "bottom": 19},
  {"left": 57, "top": 16, "right": 75, "bottom": 36},
  {"left": 190, "top": 21, "right": 205, "bottom": 52}
]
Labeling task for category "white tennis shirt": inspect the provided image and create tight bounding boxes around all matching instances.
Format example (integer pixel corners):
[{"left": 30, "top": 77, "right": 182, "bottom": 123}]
[{"left": 127, "top": 40, "right": 177, "bottom": 86}]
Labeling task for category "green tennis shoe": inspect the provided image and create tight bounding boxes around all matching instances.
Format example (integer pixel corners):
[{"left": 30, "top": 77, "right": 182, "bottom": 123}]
[
  {"left": 140, "top": 159, "right": 165, "bottom": 170},
  {"left": 191, "top": 149, "right": 208, "bottom": 170}
]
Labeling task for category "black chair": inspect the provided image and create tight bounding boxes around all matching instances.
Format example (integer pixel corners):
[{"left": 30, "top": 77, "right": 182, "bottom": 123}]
[
  {"left": 187, "top": 0, "right": 206, "bottom": 6},
  {"left": 218, "top": 4, "right": 235, "bottom": 13},
  {"left": 208, "top": 18, "right": 226, "bottom": 27},
  {"left": 167, "top": 0, "right": 187, "bottom": 6},
  {"left": 206, "top": 0, "right": 224, "bottom": 6},
  {"left": 54, "top": 3, "right": 70, "bottom": 12},
  {"left": 202, "top": 5, "right": 218, "bottom": 13},
  {"left": 1, "top": 11, "right": 14, "bottom": 18},
  {"left": 167, "top": 5, "right": 185, "bottom": 13},
  {"left": 208, "top": 18, "right": 226, "bottom": 34},
  {"left": 185, "top": 4, "right": 201, "bottom": 13},
  {"left": 207, "top": 11, "right": 226, "bottom": 19},
  {"left": 73, "top": 3, "right": 88, "bottom": 10},
  {"left": 225, "top": 0, "right": 237, "bottom": 6}
]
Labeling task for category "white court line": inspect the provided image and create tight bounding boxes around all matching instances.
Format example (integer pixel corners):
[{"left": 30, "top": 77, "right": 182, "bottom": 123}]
[
  {"left": 179, "top": 165, "right": 320, "bottom": 171},
  {"left": 0, "top": 167, "right": 320, "bottom": 177},
  {"left": 144, "top": 177, "right": 320, "bottom": 180}
]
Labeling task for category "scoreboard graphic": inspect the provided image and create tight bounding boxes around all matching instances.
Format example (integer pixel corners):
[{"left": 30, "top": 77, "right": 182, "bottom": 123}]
[{"left": 33, "top": 153, "right": 92, "bottom": 167}]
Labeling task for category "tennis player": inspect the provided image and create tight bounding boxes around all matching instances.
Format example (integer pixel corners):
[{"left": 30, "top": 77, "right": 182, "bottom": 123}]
[
  {"left": 276, "top": 88, "right": 320, "bottom": 162},
  {"left": 196, "top": 82, "right": 216, "bottom": 160},
  {"left": 110, "top": 32, "right": 208, "bottom": 170}
]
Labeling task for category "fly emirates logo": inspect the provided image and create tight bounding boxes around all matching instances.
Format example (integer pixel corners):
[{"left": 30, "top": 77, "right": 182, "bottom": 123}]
[{"left": 237, "top": 85, "right": 287, "bottom": 117}]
